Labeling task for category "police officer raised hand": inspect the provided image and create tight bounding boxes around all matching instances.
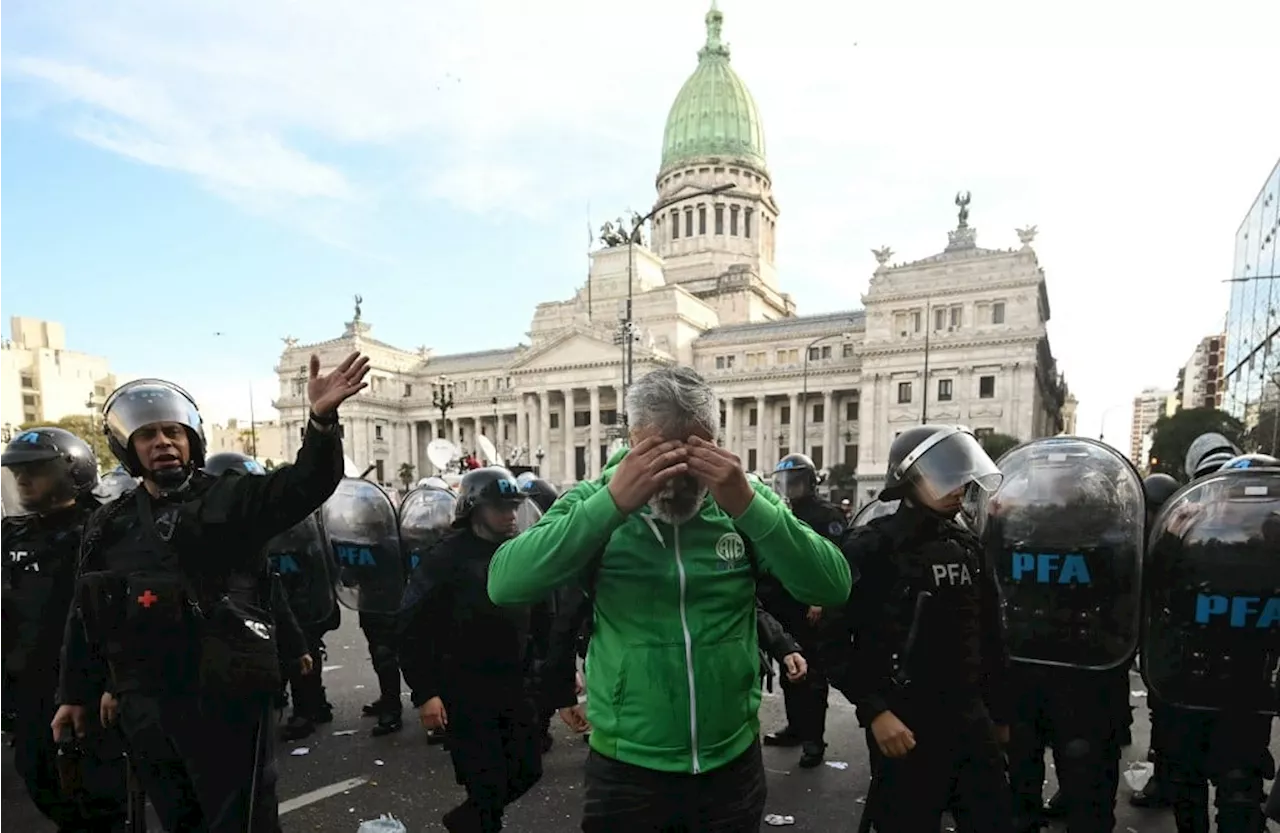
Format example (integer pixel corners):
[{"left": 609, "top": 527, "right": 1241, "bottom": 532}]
[{"left": 308, "top": 352, "right": 371, "bottom": 416}]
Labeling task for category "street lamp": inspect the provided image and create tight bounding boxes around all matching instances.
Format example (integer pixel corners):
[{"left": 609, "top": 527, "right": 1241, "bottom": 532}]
[
  {"left": 800, "top": 327, "right": 858, "bottom": 456},
  {"left": 620, "top": 182, "right": 738, "bottom": 421},
  {"left": 490, "top": 396, "right": 499, "bottom": 441},
  {"left": 535, "top": 445, "right": 545, "bottom": 474},
  {"left": 433, "top": 376, "right": 455, "bottom": 440}
]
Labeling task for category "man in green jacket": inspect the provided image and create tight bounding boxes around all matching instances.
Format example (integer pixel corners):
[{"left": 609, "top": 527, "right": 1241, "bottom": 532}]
[{"left": 489, "top": 366, "right": 853, "bottom": 832}]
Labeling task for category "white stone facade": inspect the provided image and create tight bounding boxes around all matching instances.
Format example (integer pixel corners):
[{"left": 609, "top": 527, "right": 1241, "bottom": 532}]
[{"left": 0, "top": 316, "right": 117, "bottom": 438}]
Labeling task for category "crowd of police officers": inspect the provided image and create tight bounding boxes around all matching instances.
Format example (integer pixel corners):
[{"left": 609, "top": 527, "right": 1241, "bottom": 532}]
[{"left": 2, "top": 351, "right": 1277, "bottom": 832}]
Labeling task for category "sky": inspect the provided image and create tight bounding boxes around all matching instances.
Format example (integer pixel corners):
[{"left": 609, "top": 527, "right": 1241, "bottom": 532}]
[{"left": 2, "top": 0, "right": 1278, "bottom": 443}]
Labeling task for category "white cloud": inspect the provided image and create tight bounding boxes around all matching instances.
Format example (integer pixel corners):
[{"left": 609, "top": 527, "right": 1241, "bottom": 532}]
[{"left": 6, "top": 0, "right": 1280, "bottom": 445}]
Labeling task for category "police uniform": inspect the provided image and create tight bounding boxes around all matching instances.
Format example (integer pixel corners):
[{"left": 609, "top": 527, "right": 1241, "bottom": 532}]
[{"left": 60, "top": 382, "right": 346, "bottom": 833}]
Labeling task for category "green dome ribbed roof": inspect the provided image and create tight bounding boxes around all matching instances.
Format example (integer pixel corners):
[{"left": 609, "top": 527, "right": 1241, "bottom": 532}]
[{"left": 660, "top": 4, "right": 766, "bottom": 176}]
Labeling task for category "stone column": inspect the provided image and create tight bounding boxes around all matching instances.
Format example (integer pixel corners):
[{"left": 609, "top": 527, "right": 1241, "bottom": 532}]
[
  {"left": 516, "top": 397, "right": 528, "bottom": 457},
  {"left": 562, "top": 388, "right": 576, "bottom": 482},
  {"left": 789, "top": 393, "right": 800, "bottom": 455},
  {"left": 538, "top": 391, "right": 551, "bottom": 469},
  {"left": 614, "top": 385, "right": 625, "bottom": 432},
  {"left": 755, "top": 395, "right": 766, "bottom": 471},
  {"left": 589, "top": 386, "right": 602, "bottom": 478},
  {"left": 823, "top": 390, "right": 835, "bottom": 467},
  {"left": 724, "top": 397, "right": 736, "bottom": 456},
  {"left": 409, "top": 421, "right": 419, "bottom": 478}
]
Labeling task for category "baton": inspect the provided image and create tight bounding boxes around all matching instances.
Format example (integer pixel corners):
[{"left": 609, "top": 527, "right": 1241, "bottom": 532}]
[
  {"left": 245, "top": 705, "right": 267, "bottom": 833},
  {"left": 126, "top": 753, "right": 148, "bottom": 833}
]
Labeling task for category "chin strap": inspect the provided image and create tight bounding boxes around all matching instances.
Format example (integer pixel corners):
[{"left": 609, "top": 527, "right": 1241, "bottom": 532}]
[{"left": 150, "top": 464, "right": 195, "bottom": 497}]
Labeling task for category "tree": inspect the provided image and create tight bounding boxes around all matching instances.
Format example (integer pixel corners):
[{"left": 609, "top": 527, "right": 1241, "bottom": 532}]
[
  {"left": 826, "top": 463, "right": 857, "bottom": 492},
  {"left": 978, "top": 432, "right": 1021, "bottom": 462},
  {"left": 19, "top": 415, "right": 115, "bottom": 471},
  {"left": 1247, "top": 406, "right": 1279, "bottom": 457},
  {"left": 398, "top": 462, "right": 416, "bottom": 491},
  {"left": 1148, "top": 407, "right": 1245, "bottom": 481},
  {"left": 238, "top": 429, "right": 258, "bottom": 458}
]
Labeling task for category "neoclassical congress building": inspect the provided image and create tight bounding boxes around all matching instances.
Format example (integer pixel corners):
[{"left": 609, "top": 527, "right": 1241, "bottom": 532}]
[{"left": 272, "top": 5, "right": 1072, "bottom": 506}]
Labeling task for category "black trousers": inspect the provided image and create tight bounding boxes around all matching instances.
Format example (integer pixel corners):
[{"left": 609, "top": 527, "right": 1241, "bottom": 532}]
[
  {"left": 283, "top": 629, "right": 330, "bottom": 718},
  {"left": 442, "top": 692, "right": 543, "bottom": 832},
  {"left": 866, "top": 701, "right": 1012, "bottom": 833},
  {"left": 1163, "top": 710, "right": 1273, "bottom": 833},
  {"left": 116, "top": 692, "right": 278, "bottom": 833},
  {"left": 360, "top": 614, "right": 403, "bottom": 710},
  {"left": 12, "top": 688, "right": 129, "bottom": 832},
  {"left": 580, "top": 741, "right": 767, "bottom": 833},
  {"left": 1007, "top": 674, "right": 1121, "bottom": 833},
  {"left": 776, "top": 616, "right": 829, "bottom": 744}
]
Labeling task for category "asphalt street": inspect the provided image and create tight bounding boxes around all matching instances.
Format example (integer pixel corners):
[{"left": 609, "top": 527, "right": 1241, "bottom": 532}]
[{"left": 5, "top": 613, "right": 1277, "bottom": 831}]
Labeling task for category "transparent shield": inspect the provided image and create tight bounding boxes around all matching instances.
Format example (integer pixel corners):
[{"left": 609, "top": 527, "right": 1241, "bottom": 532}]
[
  {"left": 851, "top": 499, "right": 899, "bottom": 528},
  {"left": 516, "top": 499, "right": 543, "bottom": 534},
  {"left": 399, "top": 487, "right": 457, "bottom": 574},
  {"left": 321, "top": 478, "right": 405, "bottom": 614},
  {"left": 265, "top": 513, "right": 337, "bottom": 628},
  {"left": 93, "top": 468, "right": 139, "bottom": 503},
  {"left": 903, "top": 430, "right": 1002, "bottom": 502},
  {"left": 979, "top": 437, "right": 1146, "bottom": 670},
  {"left": 772, "top": 469, "right": 813, "bottom": 501},
  {"left": 1142, "top": 468, "right": 1280, "bottom": 714},
  {"left": 1, "top": 468, "right": 29, "bottom": 517}
]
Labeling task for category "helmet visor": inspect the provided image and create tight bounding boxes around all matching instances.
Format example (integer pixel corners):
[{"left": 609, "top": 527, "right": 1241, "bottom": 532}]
[
  {"left": 901, "top": 430, "right": 1003, "bottom": 503},
  {"left": 2, "top": 457, "right": 75, "bottom": 512},
  {"left": 773, "top": 469, "right": 813, "bottom": 499},
  {"left": 104, "top": 383, "right": 202, "bottom": 448}
]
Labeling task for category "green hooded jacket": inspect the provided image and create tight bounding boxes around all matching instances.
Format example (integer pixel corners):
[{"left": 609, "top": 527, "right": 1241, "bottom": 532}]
[{"left": 488, "top": 448, "right": 852, "bottom": 774}]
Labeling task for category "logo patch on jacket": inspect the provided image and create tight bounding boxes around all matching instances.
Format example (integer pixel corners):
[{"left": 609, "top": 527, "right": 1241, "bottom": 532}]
[{"left": 715, "top": 533, "right": 747, "bottom": 569}]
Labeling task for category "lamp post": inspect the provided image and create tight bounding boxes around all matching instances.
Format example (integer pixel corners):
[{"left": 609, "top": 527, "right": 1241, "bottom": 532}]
[
  {"left": 800, "top": 327, "right": 858, "bottom": 457},
  {"left": 535, "top": 445, "right": 545, "bottom": 474},
  {"left": 619, "top": 183, "right": 737, "bottom": 422},
  {"left": 490, "top": 396, "right": 500, "bottom": 442},
  {"left": 433, "top": 375, "right": 455, "bottom": 440}
]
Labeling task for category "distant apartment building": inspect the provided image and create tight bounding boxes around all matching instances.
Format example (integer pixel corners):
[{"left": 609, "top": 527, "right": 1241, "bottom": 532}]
[
  {"left": 0, "top": 317, "right": 117, "bottom": 440},
  {"left": 205, "top": 418, "right": 288, "bottom": 465},
  {"left": 1176, "top": 334, "right": 1227, "bottom": 411},
  {"left": 1130, "top": 387, "right": 1176, "bottom": 467}
]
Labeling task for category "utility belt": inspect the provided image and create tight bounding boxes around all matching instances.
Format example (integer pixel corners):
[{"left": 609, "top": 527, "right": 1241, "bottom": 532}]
[{"left": 76, "top": 569, "right": 280, "bottom": 699}]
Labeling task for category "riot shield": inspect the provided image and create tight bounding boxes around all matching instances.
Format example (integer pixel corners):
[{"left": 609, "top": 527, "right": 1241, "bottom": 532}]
[
  {"left": 850, "top": 499, "right": 899, "bottom": 528},
  {"left": 321, "top": 477, "right": 405, "bottom": 614},
  {"left": 1, "top": 467, "right": 25, "bottom": 518},
  {"left": 979, "top": 437, "right": 1145, "bottom": 670},
  {"left": 1142, "top": 468, "right": 1280, "bottom": 714},
  {"left": 398, "top": 486, "right": 457, "bottom": 574},
  {"left": 93, "top": 467, "right": 138, "bottom": 503},
  {"left": 516, "top": 498, "right": 543, "bottom": 533},
  {"left": 264, "top": 512, "right": 337, "bottom": 629}
]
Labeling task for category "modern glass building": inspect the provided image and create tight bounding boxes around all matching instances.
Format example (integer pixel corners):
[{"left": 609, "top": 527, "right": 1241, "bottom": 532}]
[{"left": 1223, "top": 157, "right": 1280, "bottom": 426}]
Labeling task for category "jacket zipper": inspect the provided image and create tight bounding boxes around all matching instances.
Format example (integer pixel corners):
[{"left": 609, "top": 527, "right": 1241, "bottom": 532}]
[{"left": 672, "top": 523, "right": 701, "bottom": 774}]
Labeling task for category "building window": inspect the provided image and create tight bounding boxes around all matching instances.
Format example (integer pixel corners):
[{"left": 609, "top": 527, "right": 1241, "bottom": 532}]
[
  {"left": 698, "top": 205, "right": 707, "bottom": 234},
  {"left": 549, "top": 413, "right": 560, "bottom": 430},
  {"left": 979, "top": 375, "right": 996, "bottom": 398},
  {"left": 747, "top": 448, "right": 758, "bottom": 471},
  {"left": 22, "top": 394, "right": 36, "bottom": 407},
  {"left": 601, "top": 409, "right": 618, "bottom": 425},
  {"left": 749, "top": 408, "right": 758, "bottom": 426},
  {"left": 404, "top": 383, "right": 413, "bottom": 397},
  {"left": 744, "top": 208, "right": 753, "bottom": 238},
  {"left": 574, "top": 411, "right": 591, "bottom": 427},
  {"left": 684, "top": 210, "right": 693, "bottom": 237},
  {"left": 670, "top": 210, "right": 680, "bottom": 239},
  {"left": 745, "top": 351, "right": 767, "bottom": 369},
  {"left": 780, "top": 405, "right": 791, "bottom": 424},
  {"left": 776, "top": 348, "right": 798, "bottom": 364},
  {"left": 992, "top": 302, "right": 1006, "bottom": 324},
  {"left": 715, "top": 354, "right": 736, "bottom": 370},
  {"left": 779, "top": 446, "right": 789, "bottom": 459},
  {"left": 911, "top": 311, "right": 922, "bottom": 332},
  {"left": 812, "top": 403, "right": 824, "bottom": 423},
  {"left": 715, "top": 205, "right": 725, "bottom": 234},
  {"left": 375, "top": 425, "right": 384, "bottom": 441},
  {"left": 846, "top": 401, "right": 860, "bottom": 421},
  {"left": 938, "top": 379, "right": 953, "bottom": 401},
  {"left": 898, "top": 382, "right": 913, "bottom": 404},
  {"left": 934, "top": 308, "right": 947, "bottom": 331},
  {"left": 844, "top": 444, "right": 858, "bottom": 467},
  {"left": 730, "top": 206, "right": 740, "bottom": 236},
  {"left": 375, "top": 459, "right": 385, "bottom": 483},
  {"left": 949, "top": 306, "right": 962, "bottom": 328},
  {"left": 719, "top": 408, "right": 726, "bottom": 427},
  {"left": 811, "top": 446, "right": 824, "bottom": 469},
  {"left": 19, "top": 373, "right": 34, "bottom": 388},
  {"left": 842, "top": 343, "right": 855, "bottom": 358}
]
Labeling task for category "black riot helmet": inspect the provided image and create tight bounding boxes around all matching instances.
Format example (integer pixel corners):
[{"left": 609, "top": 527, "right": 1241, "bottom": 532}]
[
  {"left": 102, "top": 379, "right": 207, "bottom": 488},
  {"left": 1142, "top": 473, "right": 1180, "bottom": 513},
  {"left": 204, "top": 451, "right": 267, "bottom": 477},
  {"left": 1, "top": 427, "right": 99, "bottom": 512},
  {"left": 520, "top": 476, "right": 559, "bottom": 514},
  {"left": 882, "top": 425, "right": 1002, "bottom": 503},
  {"left": 773, "top": 453, "right": 818, "bottom": 501},
  {"left": 453, "top": 466, "right": 525, "bottom": 529},
  {"left": 1183, "top": 432, "right": 1241, "bottom": 481}
]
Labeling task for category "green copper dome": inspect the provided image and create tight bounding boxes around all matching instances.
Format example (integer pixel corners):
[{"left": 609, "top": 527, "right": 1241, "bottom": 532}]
[{"left": 659, "top": 3, "right": 767, "bottom": 176}]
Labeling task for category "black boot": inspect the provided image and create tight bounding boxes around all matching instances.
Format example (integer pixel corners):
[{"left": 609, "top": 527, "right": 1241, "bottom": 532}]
[
  {"left": 1129, "top": 774, "right": 1173, "bottom": 808},
  {"left": 280, "top": 714, "right": 316, "bottom": 741},
  {"left": 798, "top": 741, "right": 826, "bottom": 769},
  {"left": 763, "top": 726, "right": 802, "bottom": 747},
  {"left": 371, "top": 708, "right": 403, "bottom": 737}
]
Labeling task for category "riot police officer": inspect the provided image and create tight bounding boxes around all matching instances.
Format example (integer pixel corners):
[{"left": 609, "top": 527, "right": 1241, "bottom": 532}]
[
  {"left": 1128, "top": 471, "right": 1182, "bottom": 810},
  {"left": 519, "top": 475, "right": 561, "bottom": 752},
  {"left": 53, "top": 352, "right": 368, "bottom": 833},
  {"left": 761, "top": 452, "right": 846, "bottom": 768},
  {"left": 829, "top": 425, "right": 1012, "bottom": 833},
  {"left": 980, "top": 437, "right": 1145, "bottom": 833},
  {"left": 398, "top": 467, "right": 546, "bottom": 832},
  {"left": 3, "top": 427, "right": 129, "bottom": 832},
  {"left": 1143, "top": 456, "right": 1278, "bottom": 833},
  {"left": 204, "top": 451, "right": 322, "bottom": 741}
]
